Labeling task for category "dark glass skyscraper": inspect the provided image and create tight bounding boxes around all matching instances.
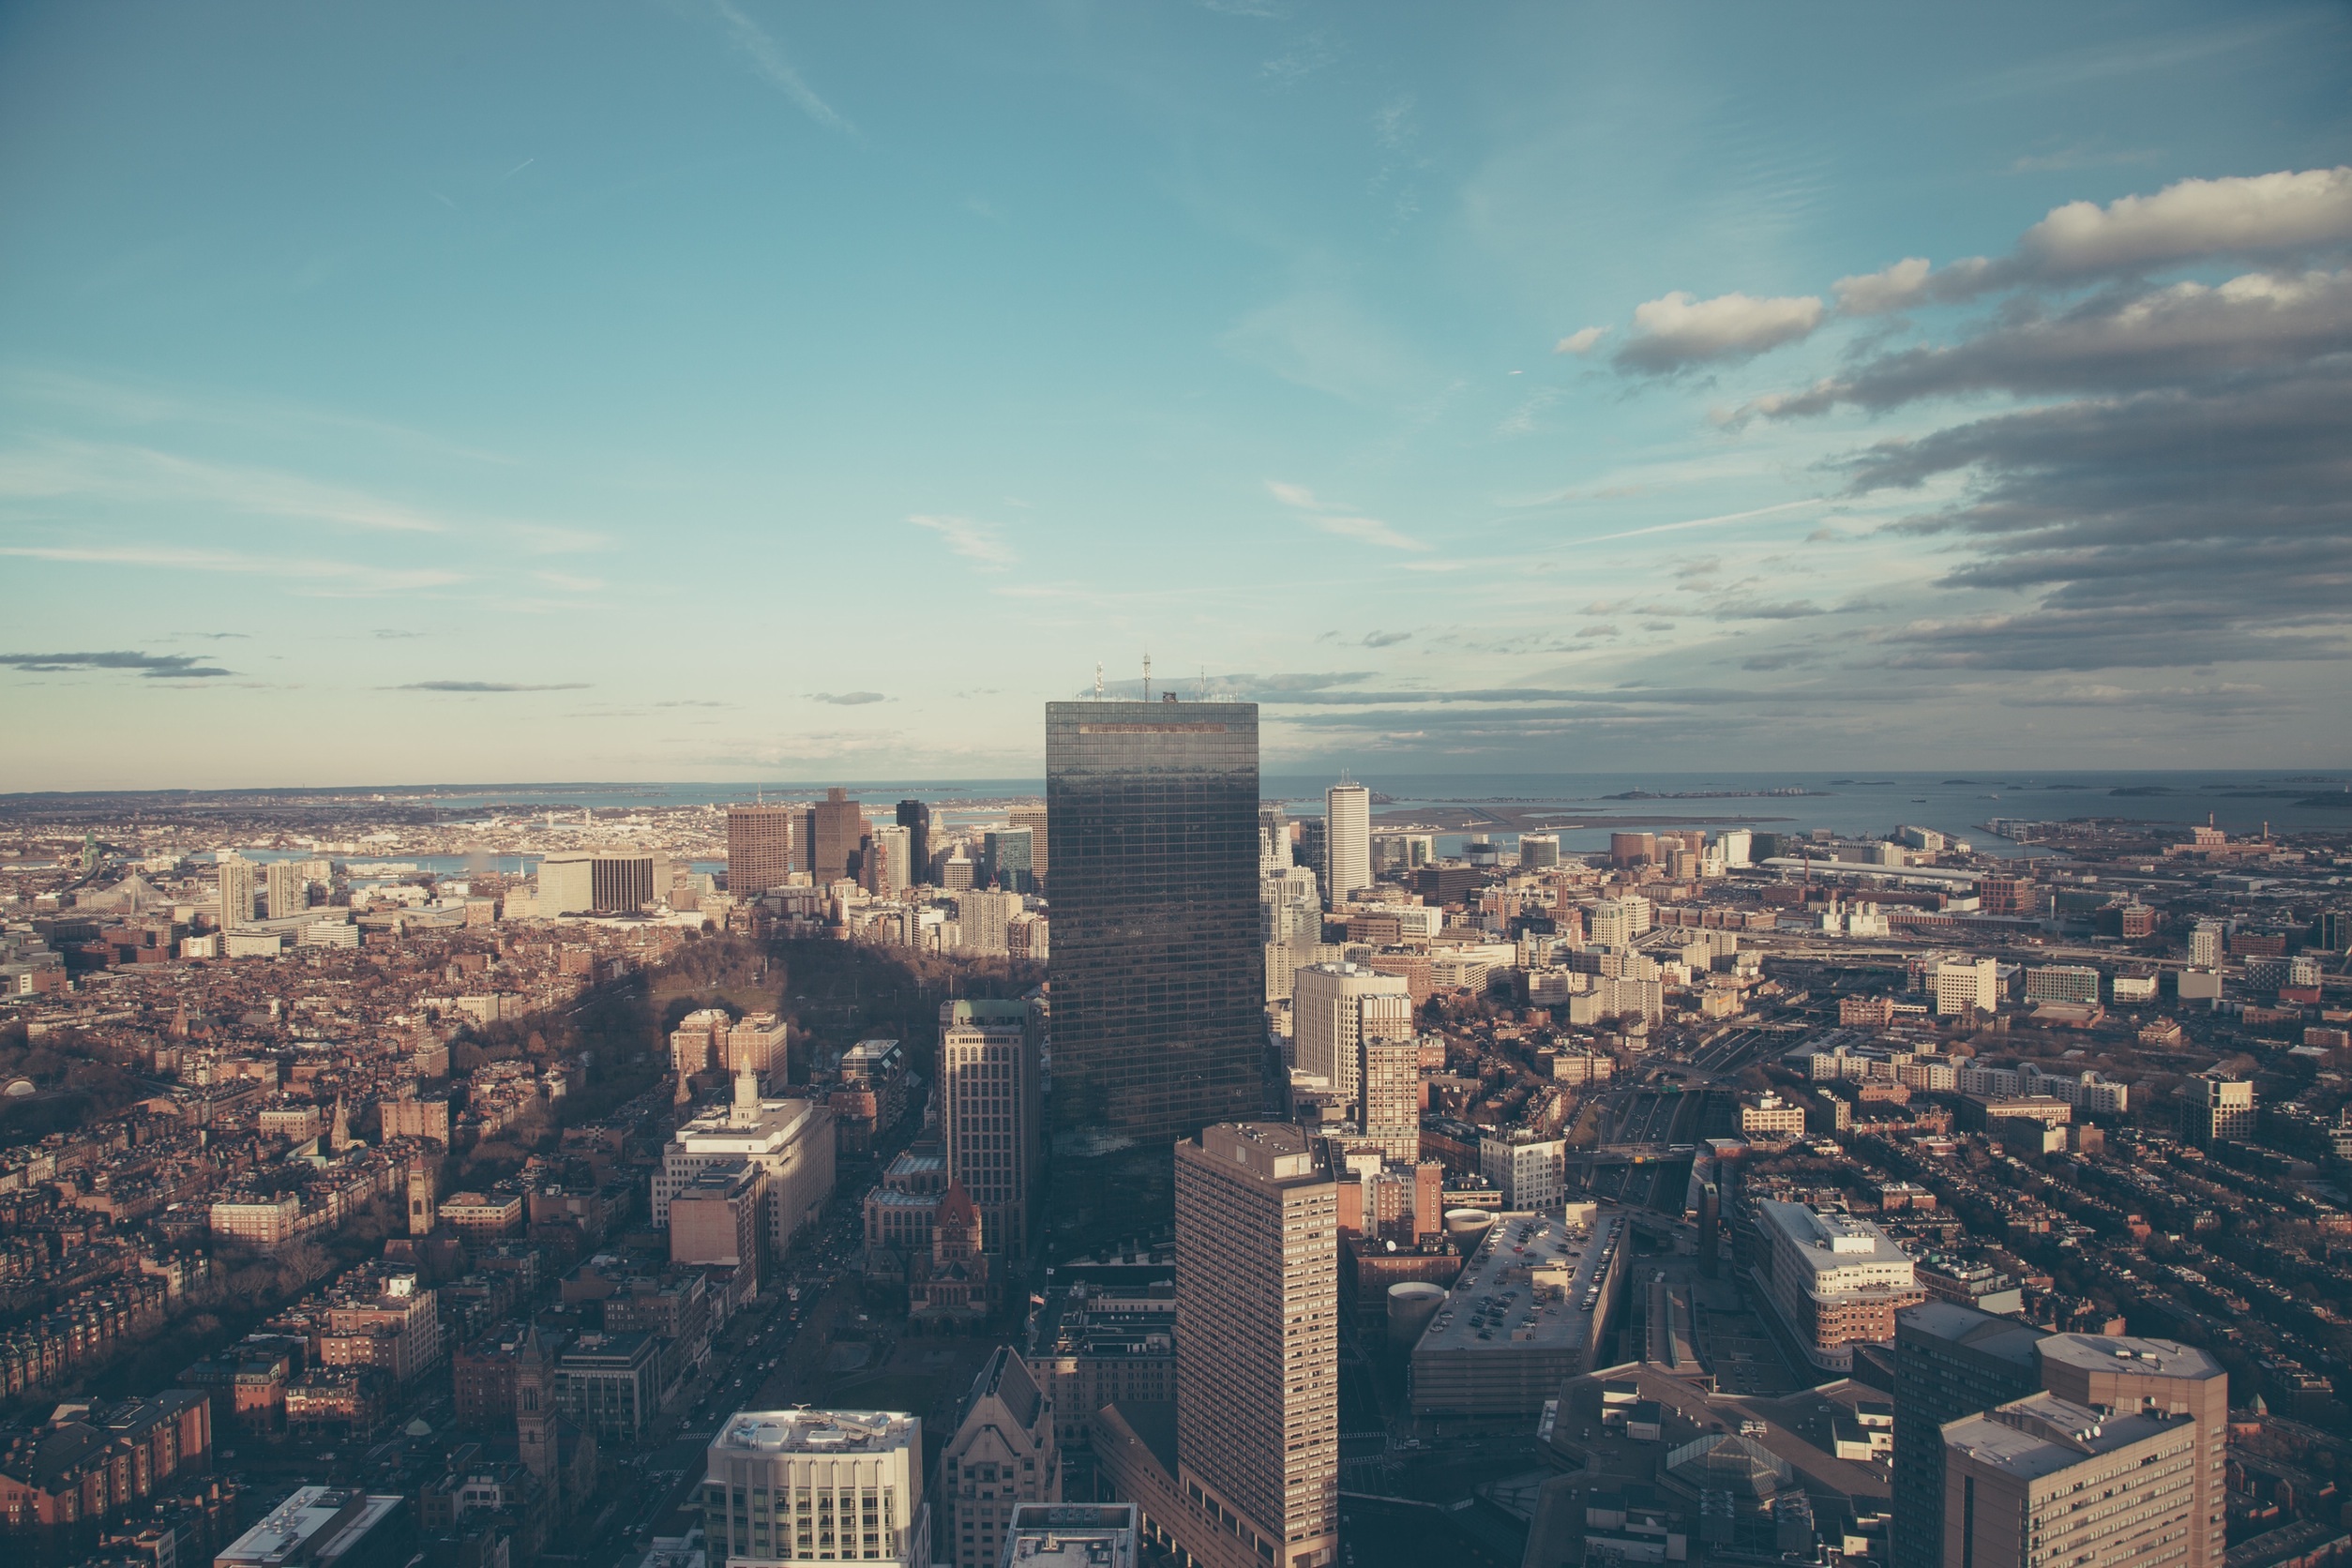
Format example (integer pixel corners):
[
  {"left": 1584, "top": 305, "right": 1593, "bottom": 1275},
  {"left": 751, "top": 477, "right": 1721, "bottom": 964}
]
[
  {"left": 896, "top": 798, "right": 931, "bottom": 882},
  {"left": 1046, "top": 700, "right": 1269, "bottom": 1143},
  {"left": 1890, "top": 1301, "right": 2046, "bottom": 1568}
]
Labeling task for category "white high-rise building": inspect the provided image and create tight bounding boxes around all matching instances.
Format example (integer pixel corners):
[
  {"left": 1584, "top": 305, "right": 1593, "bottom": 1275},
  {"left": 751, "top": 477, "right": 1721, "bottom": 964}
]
[
  {"left": 1291, "top": 962, "right": 1410, "bottom": 1102},
  {"left": 867, "top": 824, "right": 912, "bottom": 897},
  {"left": 1717, "top": 829, "right": 1753, "bottom": 867},
  {"left": 1259, "top": 866, "right": 1322, "bottom": 946},
  {"left": 1323, "top": 783, "right": 1371, "bottom": 907},
  {"left": 1932, "top": 957, "right": 2001, "bottom": 1016},
  {"left": 216, "top": 852, "right": 257, "bottom": 927},
  {"left": 1587, "top": 899, "right": 1634, "bottom": 949},
  {"left": 264, "top": 859, "right": 308, "bottom": 919},
  {"left": 1259, "top": 804, "right": 1291, "bottom": 875},
  {"left": 2189, "top": 922, "right": 2224, "bottom": 969},
  {"left": 702, "top": 1409, "right": 929, "bottom": 1566}
]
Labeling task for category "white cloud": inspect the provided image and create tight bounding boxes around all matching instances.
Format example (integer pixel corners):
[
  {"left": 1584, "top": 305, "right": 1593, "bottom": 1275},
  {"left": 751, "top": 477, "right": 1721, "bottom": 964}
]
[
  {"left": 1613, "top": 291, "right": 1826, "bottom": 373},
  {"left": 0, "top": 438, "right": 450, "bottom": 533},
  {"left": 907, "top": 513, "right": 1015, "bottom": 569},
  {"left": 1554, "top": 325, "right": 1609, "bottom": 355},
  {"left": 1833, "top": 257, "right": 1934, "bottom": 315},
  {"left": 1264, "top": 479, "right": 1426, "bottom": 551},
  {"left": 0, "top": 543, "right": 462, "bottom": 593},
  {"left": 2021, "top": 165, "right": 2352, "bottom": 278}
]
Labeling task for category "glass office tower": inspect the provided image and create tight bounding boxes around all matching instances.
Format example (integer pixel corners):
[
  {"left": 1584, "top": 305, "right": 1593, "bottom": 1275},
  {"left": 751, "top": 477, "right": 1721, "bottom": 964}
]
[{"left": 1045, "top": 700, "right": 1269, "bottom": 1143}]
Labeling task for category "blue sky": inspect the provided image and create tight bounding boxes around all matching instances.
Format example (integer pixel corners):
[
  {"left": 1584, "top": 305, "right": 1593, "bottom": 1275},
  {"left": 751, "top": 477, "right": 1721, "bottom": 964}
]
[{"left": 2, "top": 2, "right": 2346, "bottom": 789}]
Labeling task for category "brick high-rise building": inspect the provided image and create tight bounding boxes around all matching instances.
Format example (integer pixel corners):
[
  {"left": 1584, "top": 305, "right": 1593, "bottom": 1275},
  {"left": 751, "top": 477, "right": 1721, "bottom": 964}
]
[
  {"left": 1890, "top": 1302, "right": 2047, "bottom": 1568},
  {"left": 1172, "top": 1123, "right": 1339, "bottom": 1568},
  {"left": 727, "top": 804, "right": 796, "bottom": 896},
  {"left": 803, "top": 788, "right": 872, "bottom": 887},
  {"left": 2027, "top": 1334, "right": 2227, "bottom": 1568}
]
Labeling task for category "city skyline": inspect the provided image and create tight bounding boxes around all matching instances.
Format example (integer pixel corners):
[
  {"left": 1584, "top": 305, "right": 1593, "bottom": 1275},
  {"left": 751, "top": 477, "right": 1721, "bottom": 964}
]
[{"left": 2, "top": 4, "right": 2347, "bottom": 789}]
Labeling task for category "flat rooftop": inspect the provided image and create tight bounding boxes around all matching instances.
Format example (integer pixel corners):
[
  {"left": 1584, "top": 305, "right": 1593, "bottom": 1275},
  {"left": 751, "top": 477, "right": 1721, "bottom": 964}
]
[
  {"left": 713, "top": 1409, "right": 918, "bottom": 1455},
  {"left": 2036, "top": 1333, "right": 2223, "bottom": 1382},
  {"left": 1006, "top": 1504, "right": 1138, "bottom": 1568},
  {"left": 1758, "top": 1200, "right": 1911, "bottom": 1277},
  {"left": 1417, "top": 1207, "right": 1622, "bottom": 1356},
  {"left": 1943, "top": 1393, "right": 2190, "bottom": 1483}
]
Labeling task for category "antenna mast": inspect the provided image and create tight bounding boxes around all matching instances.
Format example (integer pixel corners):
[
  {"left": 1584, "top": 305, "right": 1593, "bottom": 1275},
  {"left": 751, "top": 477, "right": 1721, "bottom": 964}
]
[
  {"left": 1142, "top": 653, "right": 1152, "bottom": 703},
  {"left": 1093, "top": 662, "right": 1104, "bottom": 701}
]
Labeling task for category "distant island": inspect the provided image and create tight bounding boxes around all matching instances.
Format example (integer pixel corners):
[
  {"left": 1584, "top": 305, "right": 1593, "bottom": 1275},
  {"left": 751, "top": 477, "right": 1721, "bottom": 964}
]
[{"left": 1605, "top": 788, "right": 1822, "bottom": 800}]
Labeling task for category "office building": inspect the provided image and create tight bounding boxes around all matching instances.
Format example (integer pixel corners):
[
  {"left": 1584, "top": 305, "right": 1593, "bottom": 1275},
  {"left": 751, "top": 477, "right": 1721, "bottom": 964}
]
[
  {"left": 956, "top": 889, "right": 1021, "bottom": 957},
  {"left": 729, "top": 804, "right": 798, "bottom": 896},
  {"left": 1170, "top": 1123, "right": 1338, "bottom": 1568},
  {"left": 1756, "top": 1200, "right": 1924, "bottom": 1371},
  {"left": 805, "top": 788, "right": 873, "bottom": 886},
  {"left": 2024, "top": 965, "right": 2101, "bottom": 1005},
  {"left": 215, "top": 1487, "right": 409, "bottom": 1568},
  {"left": 656, "top": 1068, "right": 837, "bottom": 1253},
  {"left": 539, "top": 851, "right": 671, "bottom": 915},
  {"left": 940, "top": 1348, "right": 1060, "bottom": 1568},
  {"left": 2189, "top": 921, "right": 2224, "bottom": 969},
  {"left": 1410, "top": 1206, "right": 1626, "bottom": 1417},
  {"left": 1588, "top": 899, "right": 1634, "bottom": 949},
  {"left": 895, "top": 800, "right": 931, "bottom": 883},
  {"left": 1289, "top": 962, "right": 1410, "bottom": 1104},
  {"left": 1259, "top": 804, "right": 1290, "bottom": 874},
  {"left": 671, "top": 1158, "right": 764, "bottom": 1286},
  {"left": 1044, "top": 701, "right": 1267, "bottom": 1142},
  {"left": 1260, "top": 866, "right": 1321, "bottom": 947},
  {"left": 216, "top": 852, "right": 257, "bottom": 927},
  {"left": 2029, "top": 1333, "right": 2227, "bottom": 1568},
  {"left": 1008, "top": 803, "right": 1049, "bottom": 883},
  {"left": 701, "top": 1409, "right": 929, "bottom": 1567},
  {"left": 1004, "top": 1505, "right": 1138, "bottom": 1568},
  {"left": 1322, "top": 783, "right": 1370, "bottom": 905},
  {"left": 1354, "top": 1004, "right": 1419, "bottom": 1162},
  {"left": 1517, "top": 834, "right": 1560, "bottom": 869},
  {"left": 552, "top": 1330, "right": 661, "bottom": 1443},
  {"left": 264, "top": 859, "right": 308, "bottom": 919},
  {"left": 942, "top": 998, "right": 1043, "bottom": 1256},
  {"left": 1478, "top": 1130, "right": 1565, "bottom": 1211},
  {"left": 1932, "top": 957, "right": 2001, "bottom": 1016},
  {"left": 1942, "top": 1386, "right": 2210, "bottom": 1568},
  {"left": 1890, "top": 1302, "right": 2049, "bottom": 1568},
  {"left": 2188, "top": 1075, "right": 2254, "bottom": 1144},
  {"left": 866, "top": 823, "right": 912, "bottom": 897},
  {"left": 984, "top": 827, "right": 1035, "bottom": 894}
]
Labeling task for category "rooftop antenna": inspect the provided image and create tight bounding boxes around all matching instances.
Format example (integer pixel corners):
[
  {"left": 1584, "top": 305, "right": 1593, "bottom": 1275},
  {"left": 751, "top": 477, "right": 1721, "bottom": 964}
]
[
  {"left": 1093, "top": 662, "right": 1104, "bottom": 701},
  {"left": 1199, "top": 664, "right": 1207, "bottom": 700},
  {"left": 1142, "top": 652, "right": 1152, "bottom": 703}
]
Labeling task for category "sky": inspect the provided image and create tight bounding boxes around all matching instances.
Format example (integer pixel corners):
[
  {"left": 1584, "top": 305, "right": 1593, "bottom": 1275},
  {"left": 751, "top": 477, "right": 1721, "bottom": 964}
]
[{"left": 0, "top": 2, "right": 2347, "bottom": 790}]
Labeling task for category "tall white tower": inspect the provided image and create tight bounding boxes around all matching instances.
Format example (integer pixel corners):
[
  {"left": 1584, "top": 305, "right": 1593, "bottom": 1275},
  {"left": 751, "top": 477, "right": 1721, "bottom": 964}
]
[{"left": 1323, "top": 781, "right": 1371, "bottom": 907}]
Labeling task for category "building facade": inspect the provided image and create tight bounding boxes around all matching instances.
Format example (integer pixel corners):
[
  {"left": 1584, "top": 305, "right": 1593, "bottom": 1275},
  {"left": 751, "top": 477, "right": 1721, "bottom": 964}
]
[
  {"left": 941, "top": 998, "right": 1043, "bottom": 1257},
  {"left": 1172, "top": 1123, "right": 1338, "bottom": 1568},
  {"left": 701, "top": 1409, "right": 928, "bottom": 1567},
  {"left": 728, "top": 804, "right": 797, "bottom": 896},
  {"left": 1044, "top": 701, "right": 1268, "bottom": 1142},
  {"left": 939, "top": 1348, "right": 1059, "bottom": 1568},
  {"left": 1756, "top": 1200, "right": 1924, "bottom": 1371},
  {"left": 1322, "top": 783, "right": 1370, "bottom": 905}
]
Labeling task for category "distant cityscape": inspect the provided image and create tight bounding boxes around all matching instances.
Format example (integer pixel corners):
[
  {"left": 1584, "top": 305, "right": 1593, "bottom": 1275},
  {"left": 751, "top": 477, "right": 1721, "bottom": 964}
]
[{"left": 1, "top": 701, "right": 2349, "bottom": 1568}]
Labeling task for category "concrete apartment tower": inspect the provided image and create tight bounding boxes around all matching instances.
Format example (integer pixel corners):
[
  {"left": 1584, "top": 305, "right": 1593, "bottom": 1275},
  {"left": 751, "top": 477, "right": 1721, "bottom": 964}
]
[
  {"left": 1322, "top": 782, "right": 1370, "bottom": 906},
  {"left": 1044, "top": 700, "right": 1266, "bottom": 1142},
  {"left": 1289, "top": 961, "right": 1410, "bottom": 1104},
  {"left": 2028, "top": 1334, "right": 2227, "bottom": 1567},
  {"left": 216, "top": 852, "right": 256, "bottom": 927},
  {"left": 1173, "top": 1123, "right": 1339, "bottom": 1568}
]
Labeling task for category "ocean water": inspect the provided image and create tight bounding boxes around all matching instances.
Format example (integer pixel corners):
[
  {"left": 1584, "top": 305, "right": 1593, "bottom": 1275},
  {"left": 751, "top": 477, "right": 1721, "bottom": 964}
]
[{"left": 294, "top": 769, "right": 2348, "bottom": 866}]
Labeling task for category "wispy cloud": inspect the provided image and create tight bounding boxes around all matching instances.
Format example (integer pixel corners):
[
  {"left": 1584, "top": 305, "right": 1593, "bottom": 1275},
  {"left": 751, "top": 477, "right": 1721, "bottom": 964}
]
[
  {"left": 908, "top": 513, "right": 1015, "bottom": 569},
  {"left": 1265, "top": 479, "right": 1427, "bottom": 551},
  {"left": 391, "top": 680, "right": 590, "bottom": 693},
  {"left": 0, "top": 543, "right": 462, "bottom": 593},
  {"left": 0, "top": 650, "right": 233, "bottom": 678},
  {"left": 1575, "top": 499, "right": 1824, "bottom": 547},
  {"left": 705, "top": 0, "right": 853, "bottom": 133},
  {"left": 0, "top": 438, "right": 451, "bottom": 533},
  {"left": 811, "top": 690, "right": 886, "bottom": 705},
  {"left": 1361, "top": 629, "right": 1411, "bottom": 648}
]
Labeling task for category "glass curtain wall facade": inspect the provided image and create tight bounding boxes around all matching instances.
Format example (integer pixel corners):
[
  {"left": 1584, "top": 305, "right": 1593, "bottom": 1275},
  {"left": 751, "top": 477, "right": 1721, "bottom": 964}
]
[{"left": 1046, "top": 701, "right": 1268, "bottom": 1142}]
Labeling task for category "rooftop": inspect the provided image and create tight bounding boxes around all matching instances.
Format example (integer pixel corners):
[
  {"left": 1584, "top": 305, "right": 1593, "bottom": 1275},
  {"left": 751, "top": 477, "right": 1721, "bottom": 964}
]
[
  {"left": 1415, "top": 1206, "right": 1622, "bottom": 1357},
  {"left": 1005, "top": 1504, "right": 1138, "bottom": 1568},
  {"left": 2036, "top": 1333, "right": 2224, "bottom": 1382},
  {"left": 713, "top": 1409, "right": 919, "bottom": 1455},
  {"left": 214, "top": 1486, "right": 406, "bottom": 1568},
  {"left": 1943, "top": 1393, "right": 2191, "bottom": 1483}
]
